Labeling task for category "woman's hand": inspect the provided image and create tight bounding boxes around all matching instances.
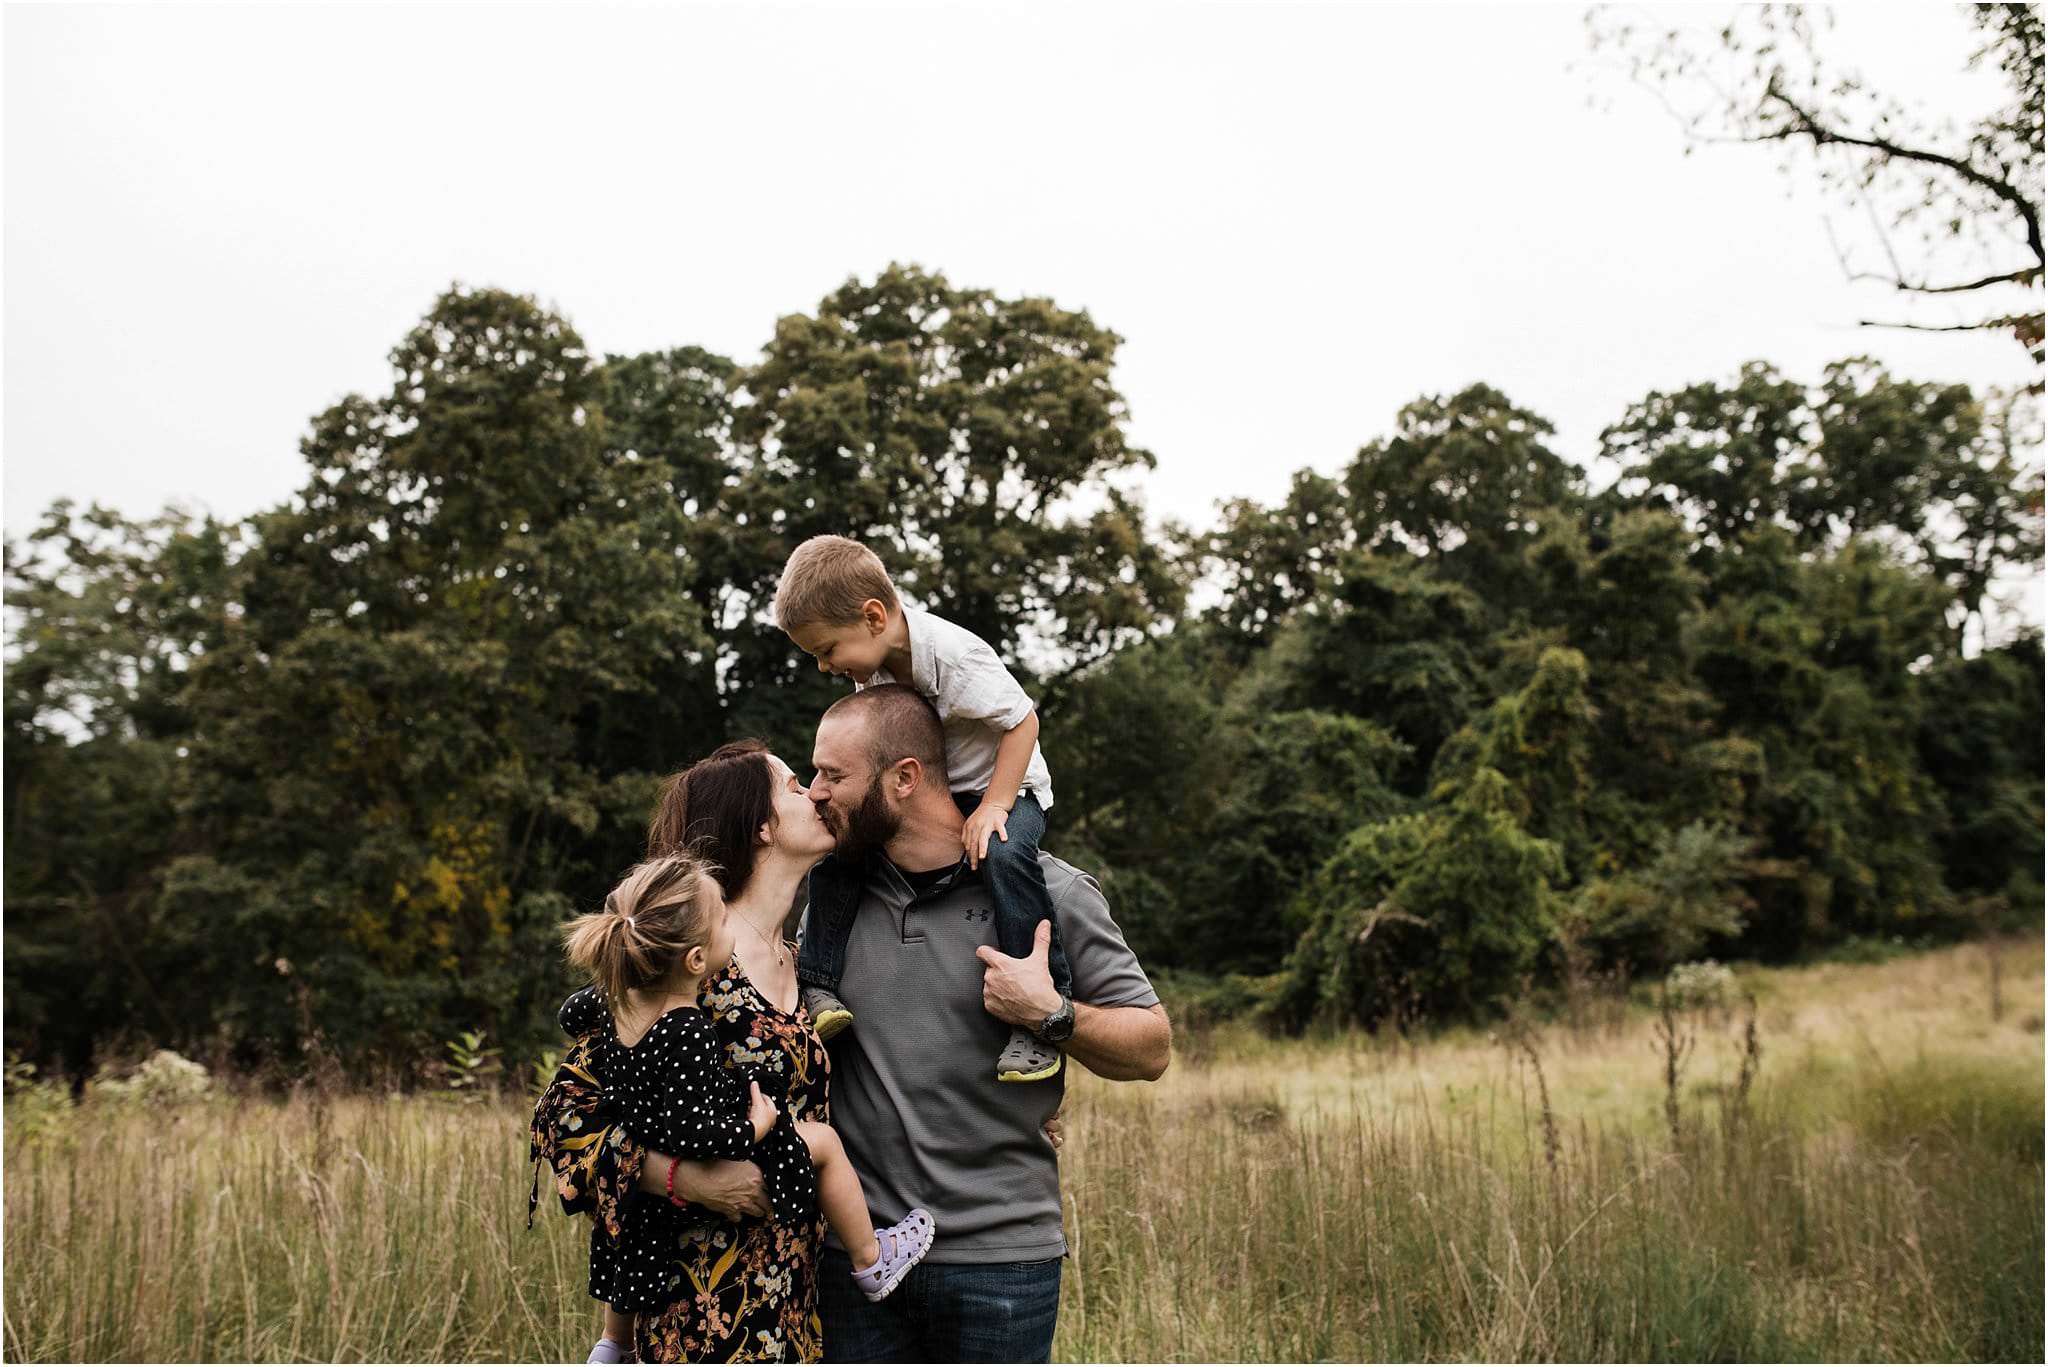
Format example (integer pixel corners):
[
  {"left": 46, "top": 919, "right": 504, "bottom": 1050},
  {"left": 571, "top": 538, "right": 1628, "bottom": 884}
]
[
  {"left": 748, "top": 1081, "right": 779, "bottom": 1142},
  {"left": 1043, "top": 1104, "right": 1064, "bottom": 1151},
  {"left": 639, "top": 1154, "right": 770, "bottom": 1220}
]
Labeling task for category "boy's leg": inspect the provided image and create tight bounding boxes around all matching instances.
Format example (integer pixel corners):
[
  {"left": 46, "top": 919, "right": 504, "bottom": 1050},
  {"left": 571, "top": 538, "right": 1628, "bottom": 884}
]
[
  {"left": 961, "top": 792, "right": 1071, "bottom": 1082},
  {"left": 795, "top": 854, "right": 863, "bottom": 1039},
  {"left": 971, "top": 794, "right": 1072, "bottom": 998},
  {"left": 794, "top": 854, "right": 864, "bottom": 991}
]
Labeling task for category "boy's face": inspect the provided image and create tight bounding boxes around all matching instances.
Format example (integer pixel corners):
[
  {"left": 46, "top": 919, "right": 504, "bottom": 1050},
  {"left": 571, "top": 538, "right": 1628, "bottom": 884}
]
[{"left": 787, "top": 602, "right": 891, "bottom": 682}]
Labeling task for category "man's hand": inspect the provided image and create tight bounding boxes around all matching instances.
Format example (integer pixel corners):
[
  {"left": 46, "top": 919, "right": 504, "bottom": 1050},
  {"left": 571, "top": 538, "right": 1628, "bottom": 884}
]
[
  {"left": 961, "top": 802, "right": 1010, "bottom": 871},
  {"left": 973, "top": 920, "right": 1063, "bottom": 1028},
  {"left": 639, "top": 1154, "right": 769, "bottom": 1220},
  {"left": 748, "top": 1080, "right": 779, "bottom": 1143},
  {"left": 1042, "top": 1104, "right": 1065, "bottom": 1151}
]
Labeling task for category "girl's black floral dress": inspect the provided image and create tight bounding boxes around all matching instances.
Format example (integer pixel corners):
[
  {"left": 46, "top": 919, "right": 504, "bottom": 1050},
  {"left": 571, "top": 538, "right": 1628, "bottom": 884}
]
[{"left": 532, "top": 954, "right": 832, "bottom": 1364}]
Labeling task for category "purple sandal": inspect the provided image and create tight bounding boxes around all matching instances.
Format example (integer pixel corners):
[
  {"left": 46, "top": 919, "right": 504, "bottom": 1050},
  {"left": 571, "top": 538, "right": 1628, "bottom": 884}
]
[{"left": 851, "top": 1208, "right": 936, "bottom": 1302}]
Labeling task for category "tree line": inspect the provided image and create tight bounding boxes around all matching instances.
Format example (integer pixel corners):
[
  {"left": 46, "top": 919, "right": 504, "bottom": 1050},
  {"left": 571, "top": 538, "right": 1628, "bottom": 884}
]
[{"left": 6, "top": 267, "right": 2041, "bottom": 1078}]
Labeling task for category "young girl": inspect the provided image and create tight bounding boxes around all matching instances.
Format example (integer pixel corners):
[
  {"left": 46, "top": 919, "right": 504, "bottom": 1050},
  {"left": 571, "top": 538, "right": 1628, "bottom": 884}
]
[{"left": 562, "top": 853, "right": 935, "bottom": 1365}]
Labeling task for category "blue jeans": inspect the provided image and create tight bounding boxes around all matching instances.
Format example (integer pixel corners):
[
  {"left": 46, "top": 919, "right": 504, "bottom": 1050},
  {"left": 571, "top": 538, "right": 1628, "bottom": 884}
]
[
  {"left": 798, "top": 791, "right": 1072, "bottom": 999},
  {"left": 817, "top": 1249, "right": 1062, "bottom": 1363}
]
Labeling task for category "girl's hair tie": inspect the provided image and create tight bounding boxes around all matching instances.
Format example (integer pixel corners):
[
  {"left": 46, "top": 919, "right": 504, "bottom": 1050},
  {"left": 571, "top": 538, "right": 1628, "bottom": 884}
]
[{"left": 624, "top": 915, "right": 636, "bottom": 929}]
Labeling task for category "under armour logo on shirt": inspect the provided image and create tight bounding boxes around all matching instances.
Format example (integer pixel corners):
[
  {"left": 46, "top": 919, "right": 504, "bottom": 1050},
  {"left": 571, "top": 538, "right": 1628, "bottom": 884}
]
[{"left": 964, "top": 907, "right": 991, "bottom": 923}]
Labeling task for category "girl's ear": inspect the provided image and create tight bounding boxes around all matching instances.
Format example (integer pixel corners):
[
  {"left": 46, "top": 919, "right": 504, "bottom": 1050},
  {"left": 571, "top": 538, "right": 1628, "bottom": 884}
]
[
  {"left": 683, "top": 945, "right": 707, "bottom": 980},
  {"left": 757, "top": 819, "right": 774, "bottom": 849}
]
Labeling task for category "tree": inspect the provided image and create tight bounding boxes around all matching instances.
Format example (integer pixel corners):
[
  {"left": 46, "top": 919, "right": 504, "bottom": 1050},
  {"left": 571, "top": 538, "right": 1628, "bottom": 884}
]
[
  {"left": 1590, "top": 4, "right": 2044, "bottom": 369},
  {"left": 1241, "top": 551, "right": 1491, "bottom": 793},
  {"left": 1565, "top": 821, "right": 1759, "bottom": 976},
  {"left": 1203, "top": 470, "right": 1352, "bottom": 654},
  {"left": 172, "top": 286, "right": 724, "bottom": 1066},
  {"left": 1690, "top": 531, "right": 1958, "bottom": 953},
  {"left": 729, "top": 264, "right": 1185, "bottom": 690},
  {"left": 1428, "top": 646, "right": 1600, "bottom": 878},
  {"left": 4, "top": 503, "right": 246, "bottom": 1071},
  {"left": 1603, "top": 359, "right": 2043, "bottom": 645},
  {"left": 1915, "top": 630, "right": 2044, "bottom": 918},
  {"left": 1344, "top": 384, "right": 1583, "bottom": 612},
  {"left": 1599, "top": 362, "right": 1814, "bottom": 558}
]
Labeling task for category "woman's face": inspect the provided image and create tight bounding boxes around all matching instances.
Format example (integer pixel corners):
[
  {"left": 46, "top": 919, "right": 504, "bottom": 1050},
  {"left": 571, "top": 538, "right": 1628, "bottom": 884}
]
[{"left": 764, "top": 754, "right": 835, "bottom": 859}]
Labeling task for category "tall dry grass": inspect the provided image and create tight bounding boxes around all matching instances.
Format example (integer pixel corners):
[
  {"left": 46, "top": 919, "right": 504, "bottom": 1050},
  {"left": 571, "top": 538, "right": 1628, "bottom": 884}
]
[{"left": 5, "top": 938, "right": 2041, "bottom": 1362}]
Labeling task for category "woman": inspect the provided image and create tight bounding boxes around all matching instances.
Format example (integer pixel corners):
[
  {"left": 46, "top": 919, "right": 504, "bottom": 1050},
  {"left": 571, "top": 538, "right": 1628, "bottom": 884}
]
[{"left": 535, "top": 740, "right": 836, "bottom": 1363}]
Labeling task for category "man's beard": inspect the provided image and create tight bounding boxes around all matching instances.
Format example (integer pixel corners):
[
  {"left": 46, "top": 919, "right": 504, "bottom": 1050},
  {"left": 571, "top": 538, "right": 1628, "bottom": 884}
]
[{"left": 835, "top": 778, "right": 900, "bottom": 859}]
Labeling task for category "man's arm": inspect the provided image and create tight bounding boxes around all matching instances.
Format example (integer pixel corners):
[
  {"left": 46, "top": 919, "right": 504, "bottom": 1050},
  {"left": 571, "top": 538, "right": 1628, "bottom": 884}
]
[
  {"left": 1066, "top": 1001, "right": 1171, "bottom": 1081},
  {"left": 976, "top": 920, "right": 1171, "bottom": 1082}
]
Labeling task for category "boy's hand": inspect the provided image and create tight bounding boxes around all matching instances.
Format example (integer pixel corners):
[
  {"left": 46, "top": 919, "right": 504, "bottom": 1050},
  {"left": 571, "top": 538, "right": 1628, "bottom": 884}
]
[
  {"left": 748, "top": 1080, "right": 779, "bottom": 1142},
  {"left": 963, "top": 802, "right": 1010, "bottom": 870}
]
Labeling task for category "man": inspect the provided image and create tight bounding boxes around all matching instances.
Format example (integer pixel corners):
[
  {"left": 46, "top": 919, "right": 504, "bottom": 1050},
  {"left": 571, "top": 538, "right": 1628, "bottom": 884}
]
[{"left": 803, "top": 684, "right": 1171, "bottom": 1363}]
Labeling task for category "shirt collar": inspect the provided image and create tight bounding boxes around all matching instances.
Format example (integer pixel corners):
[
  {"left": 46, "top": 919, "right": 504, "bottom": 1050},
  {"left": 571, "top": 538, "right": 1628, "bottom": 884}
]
[{"left": 873, "top": 851, "right": 973, "bottom": 907}]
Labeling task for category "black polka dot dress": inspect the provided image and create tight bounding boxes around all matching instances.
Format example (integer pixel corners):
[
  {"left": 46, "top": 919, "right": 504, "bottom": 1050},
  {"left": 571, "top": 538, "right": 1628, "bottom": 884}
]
[{"left": 561, "top": 987, "right": 817, "bottom": 1314}]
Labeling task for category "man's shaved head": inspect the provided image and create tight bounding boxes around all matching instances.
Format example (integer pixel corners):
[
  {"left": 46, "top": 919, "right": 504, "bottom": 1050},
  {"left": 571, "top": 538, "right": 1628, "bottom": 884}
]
[{"left": 822, "top": 684, "right": 949, "bottom": 786}]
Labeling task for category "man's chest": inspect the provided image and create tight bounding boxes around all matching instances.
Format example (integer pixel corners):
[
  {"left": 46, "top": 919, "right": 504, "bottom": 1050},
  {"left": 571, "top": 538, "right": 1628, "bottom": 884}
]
[{"left": 840, "top": 890, "right": 1003, "bottom": 1011}]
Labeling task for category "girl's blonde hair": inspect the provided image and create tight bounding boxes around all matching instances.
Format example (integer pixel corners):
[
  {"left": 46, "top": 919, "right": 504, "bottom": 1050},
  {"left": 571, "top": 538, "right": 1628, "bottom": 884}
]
[{"left": 561, "top": 853, "right": 721, "bottom": 1015}]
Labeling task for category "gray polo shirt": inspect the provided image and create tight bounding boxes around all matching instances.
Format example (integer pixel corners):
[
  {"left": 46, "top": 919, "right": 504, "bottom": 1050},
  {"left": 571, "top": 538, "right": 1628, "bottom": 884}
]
[{"left": 801, "top": 852, "right": 1159, "bottom": 1264}]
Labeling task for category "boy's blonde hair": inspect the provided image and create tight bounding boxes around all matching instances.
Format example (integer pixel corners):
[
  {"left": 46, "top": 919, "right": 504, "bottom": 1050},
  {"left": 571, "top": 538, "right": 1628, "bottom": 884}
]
[{"left": 773, "top": 535, "right": 899, "bottom": 630}]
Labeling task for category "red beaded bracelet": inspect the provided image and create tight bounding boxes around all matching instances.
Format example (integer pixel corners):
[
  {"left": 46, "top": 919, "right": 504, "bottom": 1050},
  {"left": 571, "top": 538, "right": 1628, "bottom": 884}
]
[{"left": 666, "top": 1156, "right": 684, "bottom": 1206}]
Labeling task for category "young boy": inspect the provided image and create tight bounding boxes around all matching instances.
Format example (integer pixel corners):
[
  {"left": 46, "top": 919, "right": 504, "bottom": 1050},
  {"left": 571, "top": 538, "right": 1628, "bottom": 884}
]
[{"left": 774, "top": 534, "right": 1071, "bottom": 1083}]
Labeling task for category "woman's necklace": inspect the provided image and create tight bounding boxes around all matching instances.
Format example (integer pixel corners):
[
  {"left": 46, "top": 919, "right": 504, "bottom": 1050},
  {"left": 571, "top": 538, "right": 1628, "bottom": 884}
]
[{"left": 736, "top": 911, "right": 789, "bottom": 970}]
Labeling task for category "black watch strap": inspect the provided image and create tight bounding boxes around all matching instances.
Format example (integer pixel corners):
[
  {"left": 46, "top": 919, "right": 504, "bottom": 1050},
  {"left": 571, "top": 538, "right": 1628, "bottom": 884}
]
[{"left": 1038, "top": 994, "right": 1076, "bottom": 1043}]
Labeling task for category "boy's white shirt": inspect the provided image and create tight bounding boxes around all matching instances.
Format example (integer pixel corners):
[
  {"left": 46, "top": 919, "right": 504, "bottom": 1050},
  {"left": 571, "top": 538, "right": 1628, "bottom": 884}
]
[{"left": 860, "top": 604, "right": 1055, "bottom": 811}]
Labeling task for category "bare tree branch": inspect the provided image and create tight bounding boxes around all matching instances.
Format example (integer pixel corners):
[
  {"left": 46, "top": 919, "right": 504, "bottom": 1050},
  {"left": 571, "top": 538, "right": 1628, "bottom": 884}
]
[
  {"left": 1761, "top": 77, "right": 2043, "bottom": 267},
  {"left": 1845, "top": 265, "right": 2043, "bottom": 295}
]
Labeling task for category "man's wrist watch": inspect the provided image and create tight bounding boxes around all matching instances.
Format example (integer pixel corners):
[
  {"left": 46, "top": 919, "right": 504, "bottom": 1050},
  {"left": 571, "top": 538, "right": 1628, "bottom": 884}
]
[{"left": 1037, "top": 993, "right": 1075, "bottom": 1044}]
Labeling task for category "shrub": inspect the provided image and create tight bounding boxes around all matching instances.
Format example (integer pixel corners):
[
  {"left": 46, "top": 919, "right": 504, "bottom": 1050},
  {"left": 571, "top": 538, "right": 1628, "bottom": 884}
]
[
  {"left": 1664, "top": 959, "right": 1737, "bottom": 1010},
  {"left": 85, "top": 1048, "right": 212, "bottom": 1104}
]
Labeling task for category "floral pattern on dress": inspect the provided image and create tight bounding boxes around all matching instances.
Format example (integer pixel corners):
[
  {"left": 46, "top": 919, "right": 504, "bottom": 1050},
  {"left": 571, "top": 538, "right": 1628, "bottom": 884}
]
[{"left": 534, "top": 951, "right": 829, "bottom": 1364}]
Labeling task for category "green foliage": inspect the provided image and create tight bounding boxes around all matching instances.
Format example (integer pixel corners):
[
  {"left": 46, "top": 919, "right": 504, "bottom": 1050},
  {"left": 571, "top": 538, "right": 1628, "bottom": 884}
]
[
  {"left": 1917, "top": 631, "right": 2046, "bottom": 916},
  {"left": 1276, "top": 767, "right": 1567, "bottom": 1028},
  {"left": 441, "top": 1031, "right": 501, "bottom": 1103},
  {"left": 5, "top": 273, "right": 1184, "bottom": 1076},
  {"left": 5, "top": 278, "right": 2041, "bottom": 1062},
  {"left": 1245, "top": 552, "right": 1490, "bottom": 791},
  {"left": 1571, "top": 823, "right": 1760, "bottom": 974}
]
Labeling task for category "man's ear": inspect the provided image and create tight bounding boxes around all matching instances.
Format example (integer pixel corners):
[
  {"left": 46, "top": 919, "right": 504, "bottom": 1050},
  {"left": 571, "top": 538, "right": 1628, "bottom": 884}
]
[
  {"left": 890, "top": 757, "right": 923, "bottom": 798},
  {"left": 861, "top": 598, "right": 890, "bottom": 634}
]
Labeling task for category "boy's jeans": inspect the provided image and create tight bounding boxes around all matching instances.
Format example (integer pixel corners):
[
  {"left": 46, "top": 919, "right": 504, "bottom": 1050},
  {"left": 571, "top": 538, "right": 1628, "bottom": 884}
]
[{"left": 797, "top": 791, "right": 1074, "bottom": 1003}]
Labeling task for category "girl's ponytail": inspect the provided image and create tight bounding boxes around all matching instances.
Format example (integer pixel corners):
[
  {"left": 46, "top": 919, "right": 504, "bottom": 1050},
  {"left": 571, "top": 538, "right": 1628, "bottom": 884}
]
[{"left": 561, "top": 853, "right": 720, "bottom": 1015}]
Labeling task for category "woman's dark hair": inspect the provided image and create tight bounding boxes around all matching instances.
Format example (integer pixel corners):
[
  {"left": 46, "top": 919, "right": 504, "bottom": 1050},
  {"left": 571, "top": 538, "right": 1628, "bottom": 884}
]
[{"left": 648, "top": 740, "right": 778, "bottom": 898}]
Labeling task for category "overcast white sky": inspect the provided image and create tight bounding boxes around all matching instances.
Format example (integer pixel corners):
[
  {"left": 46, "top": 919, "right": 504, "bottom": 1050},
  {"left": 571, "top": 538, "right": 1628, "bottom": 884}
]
[{"left": 4, "top": 2, "right": 2040, "bottom": 598}]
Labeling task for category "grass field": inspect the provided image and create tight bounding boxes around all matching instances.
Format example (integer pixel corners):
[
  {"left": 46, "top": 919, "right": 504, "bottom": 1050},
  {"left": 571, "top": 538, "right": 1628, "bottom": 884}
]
[{"left": 5, "top": 938, "right": 2042, "bottom": 1362}]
